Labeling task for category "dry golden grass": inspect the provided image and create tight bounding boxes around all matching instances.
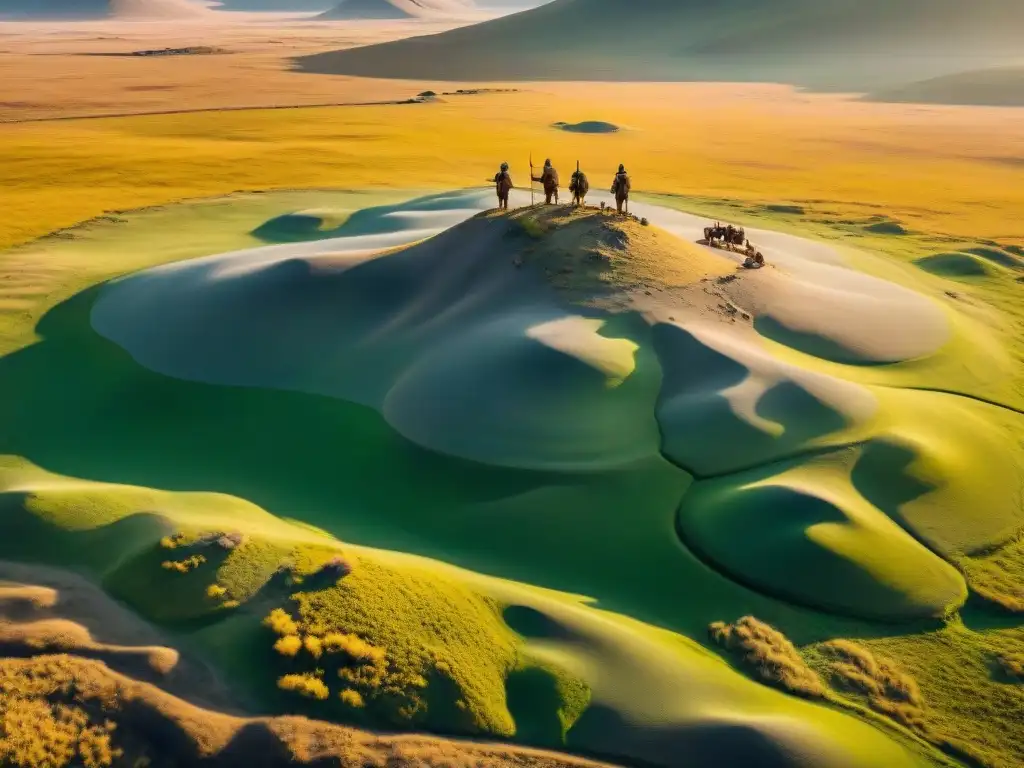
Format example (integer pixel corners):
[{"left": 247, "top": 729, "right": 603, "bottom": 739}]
[
  {"left": 273, "top": 635, "right": 303, "bottom": 658},
  {"left": 1, "top": 81, "right": 1023, "bottom": 254},
  {"left": 0, "top": 17, "right": 476, "bottom": 123},
  {"left": 961, "top": 537, "right": 1024, "bottom": 614},
  {"left": 708, "top": 616, "right": 825, "bottom": 699},
  {"left": 278, "top": 674, "right": 331, "bottom": 701},
  {"left": 816, "top": 640, "right": 929, "bottom": 735},
  {"left": 0, "top": 654, "right": 619, "bottom": 768},
  {"left": 160, "top": 554, "right": 206, "bottom": 574},
  {"left": 997, "top": 653, "right": 1023, "bottom": 680}
]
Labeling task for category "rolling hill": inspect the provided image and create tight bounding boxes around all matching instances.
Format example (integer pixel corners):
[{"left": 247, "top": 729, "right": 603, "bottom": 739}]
[
  {"left": 868, "top": 66, "right": 1024, "bottom": 106},
  {"left": 295, "top": 0, "right": 1024, "bottom": 92},
  {"left": 319, "top": 0, "right": 473, "bottom": 20}
]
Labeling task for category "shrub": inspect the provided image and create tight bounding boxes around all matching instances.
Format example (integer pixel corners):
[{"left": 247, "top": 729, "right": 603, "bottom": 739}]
[
  {"left": 206, "top": 584, "right": 227, "bottom": 600},
  {"left": 709, "top": 616, "right": 825, "bottom": 699},
  {"left": 263, "top": 608, "right": 299, "bottom": 637},
  {"left": 159, "top": 533, "right": 187, "bottom": 550},
  {"left": 340, "top": 689, "right": 365, "bottom": 708},
  {"left": 277, "top": 674, "right": 329, "bottom": 701},
  {"left": 303, "top": 635, "right": 323, "bottom": 659},
  {"left": 817, "top": 640, "right": 928, "bottom": 733},
  {"left": 160, "top": 555, "right": 206, "bottom": 574},
  {"left": 321, "top": 632, "right": 386, "bottom": 665},
  {"left": 274, "top": 635, "right": 303, "bottom": 657}
]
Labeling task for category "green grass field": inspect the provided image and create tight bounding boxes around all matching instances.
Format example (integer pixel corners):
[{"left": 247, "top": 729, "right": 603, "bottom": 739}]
[{"left": 1, "top": 100, "right": 1023, "bottom": 768}]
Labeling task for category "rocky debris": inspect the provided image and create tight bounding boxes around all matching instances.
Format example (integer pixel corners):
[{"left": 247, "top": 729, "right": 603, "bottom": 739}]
[{"left": 128, "top": 47, "right": 223, "bottom": 57}]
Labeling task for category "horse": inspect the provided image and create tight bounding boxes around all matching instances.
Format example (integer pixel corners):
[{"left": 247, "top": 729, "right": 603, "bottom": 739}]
[{"left": 703, "top": 223, "right": 746, "bottom": 250}]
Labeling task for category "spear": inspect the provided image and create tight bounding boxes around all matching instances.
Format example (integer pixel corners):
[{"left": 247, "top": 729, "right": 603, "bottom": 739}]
[{"left": 529, "top": 153, "right": 535, "bottom": 207}]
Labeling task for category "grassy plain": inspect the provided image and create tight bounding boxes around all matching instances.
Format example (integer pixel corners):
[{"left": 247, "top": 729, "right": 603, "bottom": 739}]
[{"left": 1, "top": 26, "right": 1023, "bottom": 766}]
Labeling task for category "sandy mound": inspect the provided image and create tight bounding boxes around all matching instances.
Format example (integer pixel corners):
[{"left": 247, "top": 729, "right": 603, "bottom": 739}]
[
  {"left": 319, "top": 0, "right": 472, "bottom": 18},
  {"left": 95, "top": 198, "right": 717, "bottom": 471}
]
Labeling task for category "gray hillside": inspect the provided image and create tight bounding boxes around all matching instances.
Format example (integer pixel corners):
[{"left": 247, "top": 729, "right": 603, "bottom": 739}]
[{"left": 295, "top": 0, "right": 1024, "bottom": 91}]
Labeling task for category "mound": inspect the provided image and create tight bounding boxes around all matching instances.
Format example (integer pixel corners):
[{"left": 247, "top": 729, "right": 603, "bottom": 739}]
[
  {"left": 319, "top": 0, "right": 472, "bottom": 18},
  {"left": 678, "top": 450, "right": 968, "bottom": 621},
  {"left": 868, "top": 66, "right": 1024, "bottom": 107},
  {"left": 553, "top": 121, "right": 619, "bottom": 134},
  {"left": 95, "top": 202, "right": 726, "bottom": 471},
  {"left": 675, "top": 384, "right": 1024, "bottom": 621},
  {"left": 864, "top": 221, "right": 908, "bottom": 235},
  {"left": 915, "top": 252, "right": 999, "bottom": 279},
  {"left": 654, "top": 322, "right": 880, "bottom": 477},
  {"left": 963, "top": 245, "right": 1024, "bottom": 269},
  {"left": 294, "top": 0, "right": 1023, "bottom": 91},
  {"left": 251, "top": 209, "right": 352, "bottom": 243}
]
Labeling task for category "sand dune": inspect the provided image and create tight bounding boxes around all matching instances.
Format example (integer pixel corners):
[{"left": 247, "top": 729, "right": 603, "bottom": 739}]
[{"left": 294, "top": 0, "right": 1024, "bottom": 93}]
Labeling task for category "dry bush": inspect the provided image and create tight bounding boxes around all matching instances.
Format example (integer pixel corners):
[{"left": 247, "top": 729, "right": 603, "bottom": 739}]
[
  {"left": 961, "top": 539, "right": 1024, "bottom": 613},
  {"left": 0, "top": 655, "right": 614, "bottom": 768},
  {"left": 709, "top": 616, "right": 825, "bottom": 698},
  {"left": 159, "top": 533, "right": 188, "bottom": 550},
  {"left": 263, "top": 608, "right": 299, "bottom": 637},
  {"left": 340, "top": 689, "right": 365, "bottom": 709},
  {"left": 0, "top": 659, "right": 121, "bottom": 768},
  {"left": 996, "top": 653, "right": 1023, "bottom": 680},
  {"left": 818, "top": 640, "right": 929, "bottom": 733},
  {"left": 273, "top": 636, "right": 303, "bottom": 658},
  {"left": 160, "top": 555, "right": 206, "bottom": 574},
  {"left": 303, "top": 636, "right": 323, "bottom": 660},
  {"left": 277, "top": 674, "right": 330, "bottom": 701},
  {"left": 321, "top": 632, "right": 386, "bottom": 666},
  {"left": 206, "top": 585, "right": 227, "bottom": 600}
]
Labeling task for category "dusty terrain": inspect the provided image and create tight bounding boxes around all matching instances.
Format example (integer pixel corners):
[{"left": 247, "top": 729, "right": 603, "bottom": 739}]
[{"left": 0, "top": 15, "right": 491, "bottom": 121}]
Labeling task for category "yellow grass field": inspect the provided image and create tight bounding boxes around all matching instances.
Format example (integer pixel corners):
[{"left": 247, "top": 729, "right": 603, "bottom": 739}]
[{"left": 0, "top": 85, "right": 1021, "bottom": 251}]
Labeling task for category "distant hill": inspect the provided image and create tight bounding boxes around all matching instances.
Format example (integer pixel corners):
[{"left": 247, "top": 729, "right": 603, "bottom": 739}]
[
  {"left": 0, "top": 0, "right": 211, "bottom": 18},
  {"left": 213, "top": 0, "right": 331, "bottom": 10},
  {"left": 319, "top": 0, "right": 472, "bottom": 18},
  {"left": 868, "top": 67, "right": 1024, "bottom": 107},
  {"left": 296, "top": 0, "right": 1024, "bottom": 92}
]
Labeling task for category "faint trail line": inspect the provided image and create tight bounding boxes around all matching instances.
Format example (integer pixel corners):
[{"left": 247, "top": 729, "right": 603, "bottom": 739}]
[{"left": 0, "top": 99, "right": 419, "bottom": 125}]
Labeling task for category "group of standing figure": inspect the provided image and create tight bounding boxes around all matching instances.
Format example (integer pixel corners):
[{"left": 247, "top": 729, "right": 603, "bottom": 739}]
[{"left": 490, "top": 160, "right": 632, "bottom": 213}]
